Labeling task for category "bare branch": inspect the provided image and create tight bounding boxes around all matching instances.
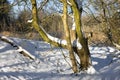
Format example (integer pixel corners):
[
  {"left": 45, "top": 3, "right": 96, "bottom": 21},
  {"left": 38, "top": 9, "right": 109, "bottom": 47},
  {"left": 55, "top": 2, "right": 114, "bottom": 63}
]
[{"left": 38, "top": 0, "right": 49, "bottom": 11}]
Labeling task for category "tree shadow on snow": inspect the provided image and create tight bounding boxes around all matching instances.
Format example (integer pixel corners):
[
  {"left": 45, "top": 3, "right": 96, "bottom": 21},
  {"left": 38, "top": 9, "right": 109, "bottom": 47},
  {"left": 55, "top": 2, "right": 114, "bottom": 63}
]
[
  {"left": 0, "top": 71, "right": 74, "bottom": 80},
  {"left": 91, "top": 54, "right": 113, "bottom": 71},
  {"left": 90, "top": 46, "right": 120, "bottom": 72}
]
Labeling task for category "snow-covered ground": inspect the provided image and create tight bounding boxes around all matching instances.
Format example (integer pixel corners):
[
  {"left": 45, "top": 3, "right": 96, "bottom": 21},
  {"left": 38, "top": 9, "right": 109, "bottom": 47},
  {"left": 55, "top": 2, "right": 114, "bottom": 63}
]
[{"left": 0, "top": 37, "right": 120, "bottom": 80}]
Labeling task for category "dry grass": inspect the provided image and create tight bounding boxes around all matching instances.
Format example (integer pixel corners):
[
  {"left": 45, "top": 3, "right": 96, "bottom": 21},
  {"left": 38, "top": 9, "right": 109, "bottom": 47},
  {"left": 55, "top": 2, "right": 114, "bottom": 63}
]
[
  {"left": 0, "top": 25, "right": 108, "bottom": 45},
  {"left": 0, "top": 31, "right": 40, "bottom": 40},
  {"left": 83, "top": 26, "right": 108, "bottom": 44}
]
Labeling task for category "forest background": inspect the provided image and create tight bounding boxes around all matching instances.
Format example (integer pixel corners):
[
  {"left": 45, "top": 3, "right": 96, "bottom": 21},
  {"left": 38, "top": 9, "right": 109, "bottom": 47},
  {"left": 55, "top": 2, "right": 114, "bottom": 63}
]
[{"left": 0, "top": 0, "right": 120, "bottom": 47}]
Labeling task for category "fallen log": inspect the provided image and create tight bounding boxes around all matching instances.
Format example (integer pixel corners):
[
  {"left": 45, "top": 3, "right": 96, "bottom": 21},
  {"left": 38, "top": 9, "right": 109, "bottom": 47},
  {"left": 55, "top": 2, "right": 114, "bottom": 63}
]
[{"left": 0, "top": 36, "right": 35, "bottom": 60}]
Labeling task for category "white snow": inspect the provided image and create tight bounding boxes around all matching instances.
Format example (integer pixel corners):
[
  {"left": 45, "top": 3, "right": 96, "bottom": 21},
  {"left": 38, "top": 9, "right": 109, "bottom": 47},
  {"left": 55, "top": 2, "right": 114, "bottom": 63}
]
[
  {"left": 72, "top": 22, "right": 76, "bottom": 30},
  {"left": 86, "top": 66, "right": 97, "bottom": 74},
  {"left": 0, "top": 36, "right": 14, "bottom": 43},
  {"left": 0, "top": 37, "right": 120, "bottom": 80},
  {"left": 67, "top": 0, "right": 72, "bottom": 6},
  {"left": 47, "top": 34, "right": 67, "bottom": 45},
  {"left": 17, "top": 46, "right": 35, "bottom": 59},
  {"left": 27, "top": 19, "right": 33, "bottom": 23},
  {"left": 71, "top": 15, "right": 76, "bottom": 30},
  {"left": 76, "top": 38, "right": 82, "bottom": 49},
  {"left": 73, "top": 39, "right": 82, "bottom": 49}
]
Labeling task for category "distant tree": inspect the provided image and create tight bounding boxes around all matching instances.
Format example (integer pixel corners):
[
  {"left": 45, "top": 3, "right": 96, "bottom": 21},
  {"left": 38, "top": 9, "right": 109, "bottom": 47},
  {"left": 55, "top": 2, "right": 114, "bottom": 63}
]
[
  {"left": 0, "top": 0, "right": 11, "bottom": 31},
  {"left": 86, "top": 0, "right": 120, "bottom": 48},
  {"left": 109, "top": 11, "right": 120, "bottom": 48},
  {"left": 16, "top": 9, "right": 32, "bottom": 33}
]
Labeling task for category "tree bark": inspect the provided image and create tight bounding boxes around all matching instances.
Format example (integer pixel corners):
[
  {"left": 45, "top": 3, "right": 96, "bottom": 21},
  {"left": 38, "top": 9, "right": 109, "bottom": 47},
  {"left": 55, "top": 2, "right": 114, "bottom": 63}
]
[
  {"left": 61, "top": 0, "right": 78, "bottom": 73},
  {"left": 70, "top": 0, "right": 91, "bottom": 70}
]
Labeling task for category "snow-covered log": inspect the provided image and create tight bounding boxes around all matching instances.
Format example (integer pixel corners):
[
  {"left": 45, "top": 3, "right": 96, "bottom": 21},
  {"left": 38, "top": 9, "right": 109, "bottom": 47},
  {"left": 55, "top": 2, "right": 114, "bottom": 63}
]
[{"left": 0, "top": 36, "right": 35, "bottom": 60}]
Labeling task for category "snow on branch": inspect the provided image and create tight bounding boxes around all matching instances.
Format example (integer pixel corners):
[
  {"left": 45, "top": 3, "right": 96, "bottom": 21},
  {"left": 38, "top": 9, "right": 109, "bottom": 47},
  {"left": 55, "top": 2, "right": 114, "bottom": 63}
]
[
  {"left": 47, "top": 33, "right": 83, "bottom": 50},
  {"left": 70, "top": 15, "right": 76, "bottom": 30},
  {"left": 27, "top": 19, "right": 33, "bottom": 23},
  {"left": 27, "top": 18, "right": 67, "bottom": 48},
  {"left": 0, "top": 36, "right": 35, "bottom": 60},
  {"left": 72, "top": 38, "right": 82, "bottom": 50},
  {"left": 67, "top": 0, "right": 72, "bottom": 6},
  {"left": 47, "top": 34, "right": 67, "bottom": 46}
]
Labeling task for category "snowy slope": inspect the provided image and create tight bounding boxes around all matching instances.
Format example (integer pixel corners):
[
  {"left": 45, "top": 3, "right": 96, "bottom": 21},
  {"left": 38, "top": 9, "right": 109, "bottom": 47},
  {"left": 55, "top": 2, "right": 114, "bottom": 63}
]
[{"left": 0, "top": 38, "right": 120, "bottom": 80}]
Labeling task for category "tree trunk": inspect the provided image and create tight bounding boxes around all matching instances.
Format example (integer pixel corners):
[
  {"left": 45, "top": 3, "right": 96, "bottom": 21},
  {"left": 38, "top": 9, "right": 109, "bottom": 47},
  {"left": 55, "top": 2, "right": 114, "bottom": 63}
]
[
  {"left": 70, "top": 0, "right": 91, "bottom": 70},
  {"left": 61, "top": 0, "right": 78, "bottom": 73}
]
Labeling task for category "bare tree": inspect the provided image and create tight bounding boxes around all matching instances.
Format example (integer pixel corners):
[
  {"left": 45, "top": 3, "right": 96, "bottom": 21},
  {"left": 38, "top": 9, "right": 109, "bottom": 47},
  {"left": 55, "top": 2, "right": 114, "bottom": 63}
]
[
  {"left": 0, "top": 0, "right": 11, "bottom": 31},
  {"left": 87, "top": 0, "right": 120, "bottom": 49},
  {"left": 30, "top": 0, "right": 92, "bottom": 73}
]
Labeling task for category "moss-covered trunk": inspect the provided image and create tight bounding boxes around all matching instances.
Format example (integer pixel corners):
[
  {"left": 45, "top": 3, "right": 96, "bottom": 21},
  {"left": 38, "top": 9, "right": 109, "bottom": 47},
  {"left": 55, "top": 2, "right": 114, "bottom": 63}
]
[
  {"left": 70, "top": 0, "right": 91, "bottom": 70},
  {"left": 77, "top": 39, "right": 91, "bottom": 70},
  {"left": 61, "top": 0, "right": 78, "bottom": 73}
]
